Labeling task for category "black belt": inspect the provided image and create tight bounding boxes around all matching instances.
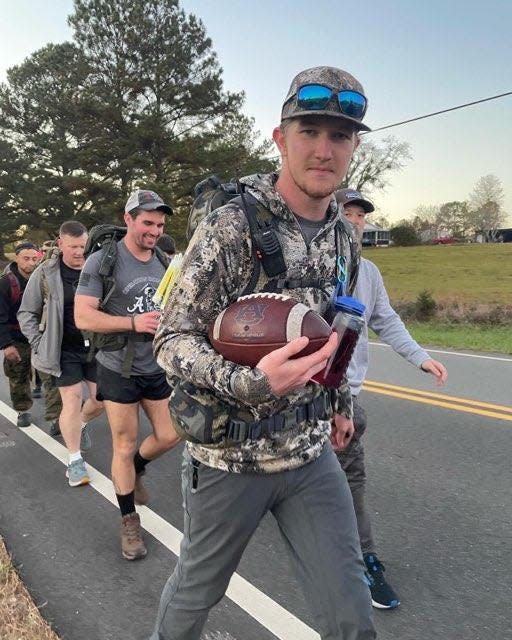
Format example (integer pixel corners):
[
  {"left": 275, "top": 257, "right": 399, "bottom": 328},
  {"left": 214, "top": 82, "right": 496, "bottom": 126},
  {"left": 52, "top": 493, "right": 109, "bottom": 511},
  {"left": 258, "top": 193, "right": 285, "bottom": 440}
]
[{"left": 226, "top": 392, "right": 332, "bottom": 442}]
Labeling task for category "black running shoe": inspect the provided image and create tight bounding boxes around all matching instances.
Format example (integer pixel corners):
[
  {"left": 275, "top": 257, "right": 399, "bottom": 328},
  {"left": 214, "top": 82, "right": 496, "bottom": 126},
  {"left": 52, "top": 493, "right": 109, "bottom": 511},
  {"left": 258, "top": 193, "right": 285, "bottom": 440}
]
[
  {"left": 364, "top": 553, "right": 400, "bottom": 609},
  {"left": 48, "top": 420, "right": 61, "bottom": 437}
]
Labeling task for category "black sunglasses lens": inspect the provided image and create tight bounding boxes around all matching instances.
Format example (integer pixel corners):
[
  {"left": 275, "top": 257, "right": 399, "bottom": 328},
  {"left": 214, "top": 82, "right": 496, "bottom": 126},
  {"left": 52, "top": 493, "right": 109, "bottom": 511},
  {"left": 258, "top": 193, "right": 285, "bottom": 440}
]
[
  {"left": 337, "top": 91, "right": 367, "bottom": 119},
  {"left": 296, "top": 84, "right": 332, "bottom": 110}
]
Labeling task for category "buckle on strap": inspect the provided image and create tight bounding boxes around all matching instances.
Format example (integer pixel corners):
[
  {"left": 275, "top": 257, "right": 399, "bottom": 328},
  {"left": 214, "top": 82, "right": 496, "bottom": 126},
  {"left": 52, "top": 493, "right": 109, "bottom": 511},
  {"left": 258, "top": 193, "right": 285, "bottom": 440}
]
[
  {"left": 226, "top": 392, "right": 331, "bottom": 442},
  {"left": 227, "top": 420, "right": 247, "bottom": 442}
]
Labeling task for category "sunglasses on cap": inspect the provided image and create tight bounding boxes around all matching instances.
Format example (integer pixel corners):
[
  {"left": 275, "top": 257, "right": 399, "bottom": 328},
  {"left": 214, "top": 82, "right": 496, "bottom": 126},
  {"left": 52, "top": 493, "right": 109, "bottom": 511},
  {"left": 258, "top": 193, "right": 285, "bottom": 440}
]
[{"left": 295, "top": 84, "right": 368, "bottom": 120}]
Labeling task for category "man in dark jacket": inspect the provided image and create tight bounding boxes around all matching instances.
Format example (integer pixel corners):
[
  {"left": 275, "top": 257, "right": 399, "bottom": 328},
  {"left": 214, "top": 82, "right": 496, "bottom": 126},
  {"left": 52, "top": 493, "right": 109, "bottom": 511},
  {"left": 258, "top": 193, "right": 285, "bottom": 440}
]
[{"left": 0, "top": 243, "right": 40, "bottom": 426}]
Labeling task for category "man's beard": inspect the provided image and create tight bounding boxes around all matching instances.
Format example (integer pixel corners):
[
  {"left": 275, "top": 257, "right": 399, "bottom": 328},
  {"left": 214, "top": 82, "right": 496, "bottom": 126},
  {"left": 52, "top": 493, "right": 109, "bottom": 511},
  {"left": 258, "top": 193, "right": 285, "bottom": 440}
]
[{"left": 292, "top": 172, "right": 337, "bottom": 200}]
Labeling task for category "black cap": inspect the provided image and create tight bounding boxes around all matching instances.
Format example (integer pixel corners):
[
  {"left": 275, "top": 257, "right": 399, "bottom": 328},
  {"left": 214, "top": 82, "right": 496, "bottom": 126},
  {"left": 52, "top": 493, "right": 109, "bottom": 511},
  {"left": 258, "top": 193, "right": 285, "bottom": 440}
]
[
  {"left": 335, "top": 188, "right": 375, "bottom": 213},
  {"left": 15, "top": 242, "right": 38, "bottom": 254}
]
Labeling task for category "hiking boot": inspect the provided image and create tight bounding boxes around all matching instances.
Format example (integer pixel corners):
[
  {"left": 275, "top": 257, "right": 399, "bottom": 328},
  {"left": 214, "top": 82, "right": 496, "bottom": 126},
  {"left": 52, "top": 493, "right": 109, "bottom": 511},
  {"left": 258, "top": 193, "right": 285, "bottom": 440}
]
[
  {"left": 32, "top": 386, "right": 42, "bottom": 399},
  {"left": 66, "top": 459, "right": 90, "bottom": 487},
  {"left": 16, "top": 412, "right": 31, "bottom": 428},
  {"left": 134, "top": 473, "right": 149, "bottom": 506},
  {"left": 120, "top": 512, "right": 147, "bottom": 560},
  {"left": 364, "top": 553, "right": 400, "bottom": 609},
  {"left": 80, "top": 424, "right": 92, "bottom": 452},
  {"left": 48, "top": 419, "right": 61, "bottom": 437}
]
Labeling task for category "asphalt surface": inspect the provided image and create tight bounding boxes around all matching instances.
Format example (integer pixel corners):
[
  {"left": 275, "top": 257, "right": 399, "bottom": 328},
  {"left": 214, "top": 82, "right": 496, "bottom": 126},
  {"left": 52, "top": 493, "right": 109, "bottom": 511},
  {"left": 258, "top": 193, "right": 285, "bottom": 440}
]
[{"left": 0, "top": 344, "right": 511, "bottom": 640}]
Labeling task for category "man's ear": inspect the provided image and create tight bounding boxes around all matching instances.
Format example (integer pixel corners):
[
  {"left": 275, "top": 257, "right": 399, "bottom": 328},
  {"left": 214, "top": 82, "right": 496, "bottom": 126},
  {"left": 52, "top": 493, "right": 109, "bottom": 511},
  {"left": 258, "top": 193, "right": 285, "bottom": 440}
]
[
  {"left": 354, "top": 133, "right": 361, "bottom": 150},
  {"left": 273, "top": 126, "right": 287, "bottom": 158},
  {"left": 123, "top": 211, "right": 131, "bottom": 226}
]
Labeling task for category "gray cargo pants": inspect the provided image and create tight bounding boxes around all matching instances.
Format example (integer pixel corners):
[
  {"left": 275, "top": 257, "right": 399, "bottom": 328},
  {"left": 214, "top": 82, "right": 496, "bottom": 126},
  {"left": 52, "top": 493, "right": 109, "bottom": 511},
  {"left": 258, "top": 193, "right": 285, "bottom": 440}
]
[
  {"left": 151, "top": 444, "right": 375, "bottom": 640},
  {"left": 336, "top": 399, "right": 375, "bottom": 556}
]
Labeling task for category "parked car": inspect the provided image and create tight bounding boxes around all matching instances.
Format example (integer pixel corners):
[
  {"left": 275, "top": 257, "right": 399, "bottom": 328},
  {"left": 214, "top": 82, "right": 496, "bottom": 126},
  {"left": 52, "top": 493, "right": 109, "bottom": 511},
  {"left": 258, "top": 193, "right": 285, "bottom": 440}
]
[{"left": 431, "top": 236, "right": 459, "bottom": 245}]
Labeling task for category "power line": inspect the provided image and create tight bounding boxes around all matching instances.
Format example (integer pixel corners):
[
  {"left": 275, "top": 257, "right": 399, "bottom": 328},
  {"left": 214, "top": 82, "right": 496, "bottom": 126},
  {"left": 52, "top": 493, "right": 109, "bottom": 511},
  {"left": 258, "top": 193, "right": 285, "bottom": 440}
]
[
  {"left": 365, "top": 90, "right": 512, "bottom": 134},
  {"left": 264, "top": 90, "right": 512, "bottom": 160}
]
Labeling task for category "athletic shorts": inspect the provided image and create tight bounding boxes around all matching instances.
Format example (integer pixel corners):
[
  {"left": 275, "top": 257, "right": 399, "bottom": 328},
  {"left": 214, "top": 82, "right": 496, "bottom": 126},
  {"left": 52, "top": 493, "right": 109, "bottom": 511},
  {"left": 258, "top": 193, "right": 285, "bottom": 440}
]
[
  {"left": 96, "top": 363, "right": 171, "bottom": 404},
  {"left": 54, "top": 350, "right": 97, "bottom": 388}
]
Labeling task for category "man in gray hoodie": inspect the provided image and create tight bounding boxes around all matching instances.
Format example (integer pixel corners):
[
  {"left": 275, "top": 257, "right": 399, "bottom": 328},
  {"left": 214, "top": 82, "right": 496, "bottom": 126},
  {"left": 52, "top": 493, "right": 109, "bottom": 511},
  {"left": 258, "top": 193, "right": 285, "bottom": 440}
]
[
  {"left": 18, "top": 221, "right": 104, "bottom": 488},
  {"left": 336, "top": 188, "right": 448, "bottom": 610}
]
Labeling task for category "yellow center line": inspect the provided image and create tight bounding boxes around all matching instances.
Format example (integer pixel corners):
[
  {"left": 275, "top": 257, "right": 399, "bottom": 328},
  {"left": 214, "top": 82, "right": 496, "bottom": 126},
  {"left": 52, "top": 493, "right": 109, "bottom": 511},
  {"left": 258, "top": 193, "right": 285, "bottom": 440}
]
[
  {"left": 365, "top": 380, "right": 512, "bottom": 414},
  {"left": 363, "top": 383, "right": 512, "bottom": 423}
]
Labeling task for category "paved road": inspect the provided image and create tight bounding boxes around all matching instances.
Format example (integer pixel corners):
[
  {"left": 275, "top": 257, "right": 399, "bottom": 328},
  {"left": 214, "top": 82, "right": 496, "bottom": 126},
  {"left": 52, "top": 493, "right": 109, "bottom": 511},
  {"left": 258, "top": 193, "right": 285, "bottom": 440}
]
[{"left": 0, "top": 345, "right": 511, "bottom": 640}]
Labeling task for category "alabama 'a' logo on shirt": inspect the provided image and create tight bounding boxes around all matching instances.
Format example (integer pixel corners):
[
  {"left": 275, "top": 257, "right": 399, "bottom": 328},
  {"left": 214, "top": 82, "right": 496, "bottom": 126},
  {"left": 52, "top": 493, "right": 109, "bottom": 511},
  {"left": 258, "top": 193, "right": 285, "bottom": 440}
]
[{"left": 127, "top": 285, "right": 158, "bottom": 314}]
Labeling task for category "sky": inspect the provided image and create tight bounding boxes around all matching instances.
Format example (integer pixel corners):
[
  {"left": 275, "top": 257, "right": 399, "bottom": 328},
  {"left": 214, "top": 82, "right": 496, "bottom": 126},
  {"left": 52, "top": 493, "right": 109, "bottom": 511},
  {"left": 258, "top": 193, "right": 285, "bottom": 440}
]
[{"left": 1, "top": 0, "right": 511, "bottom": 223}]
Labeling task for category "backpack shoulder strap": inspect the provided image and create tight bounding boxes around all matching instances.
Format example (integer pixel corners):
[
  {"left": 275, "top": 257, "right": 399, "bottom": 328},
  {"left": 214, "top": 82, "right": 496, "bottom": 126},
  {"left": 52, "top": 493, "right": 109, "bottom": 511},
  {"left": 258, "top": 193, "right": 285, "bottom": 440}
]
[
  {"left": 6, "top": 271, "right": 21, "bottom": 306},
  {"left": 154, "top": 246, "right": 170, "bottom": 270},
  {"left": 335, "top": 218, "right": 360, "bottom": 296},
  {"left": 234, "top": 184, "right": 287, "bottom": 296},
  {"left": 97, "top": 239, "right": 119, "bottom": 309}
]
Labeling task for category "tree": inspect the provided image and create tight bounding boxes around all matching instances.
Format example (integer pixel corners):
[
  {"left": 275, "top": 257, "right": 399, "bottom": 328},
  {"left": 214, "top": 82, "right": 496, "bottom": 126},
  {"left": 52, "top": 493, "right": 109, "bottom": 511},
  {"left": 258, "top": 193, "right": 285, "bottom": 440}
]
[
  {"left": 0, "top": 43, "right": 100, "bottom": 232},
  {"left": 367, "top": 213, "right": 390, "bottom": 229},
  {"left": 470, "top": 200, "right": 507, "bottom": 242},
  {"left": 164, "top": 113, "right": 277, "bottom": 242},
  {"left": 437, "top": 201, "right": 472, "bottom": 238},
  {"left": 469, "top": 175, "right": 507, "bottom": 241},
  {"left": 470, "top": 174, "right": 504, "bottom": 210},
  {"left": 68, "top": 0, "right": 246, "bottom": 211},
  {"left": 390, "top": 223, "right": 419, "bottom": 246},
  {"left": 0, "top": 0, "right": 275, "bottom": 241},
  {"left": 341, "top": 136, "right": 411, "bottom": 194},
  {"left": 410, "top": 204, "right": 442, "bottom": 242}
]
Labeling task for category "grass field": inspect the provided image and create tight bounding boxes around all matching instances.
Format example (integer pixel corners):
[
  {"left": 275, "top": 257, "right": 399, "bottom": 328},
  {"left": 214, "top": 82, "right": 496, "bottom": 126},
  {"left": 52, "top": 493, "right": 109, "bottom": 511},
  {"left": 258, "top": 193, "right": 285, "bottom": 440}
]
[
  {"left": 402, "top": 322, "right": 512, "bottom": 355},
  {"left": 363, "top": 243, "right": 512, "bottom": 305}
]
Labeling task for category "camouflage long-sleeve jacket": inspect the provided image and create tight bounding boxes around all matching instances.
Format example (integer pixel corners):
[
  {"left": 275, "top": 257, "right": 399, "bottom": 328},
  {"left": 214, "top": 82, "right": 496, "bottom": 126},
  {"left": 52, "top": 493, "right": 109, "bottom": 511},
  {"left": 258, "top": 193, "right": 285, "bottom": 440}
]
[{"left": 154, "top": 173, "right": 357, "bottom": 473}]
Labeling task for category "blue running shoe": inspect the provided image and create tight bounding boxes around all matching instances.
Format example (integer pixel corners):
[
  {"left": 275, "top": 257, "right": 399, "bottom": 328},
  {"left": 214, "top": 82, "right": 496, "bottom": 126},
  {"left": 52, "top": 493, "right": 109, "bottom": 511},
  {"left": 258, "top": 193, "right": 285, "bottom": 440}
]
[
  {"left": 66, "top": 459, "right": 90, "bottom": 487},
  {"left": 364, "top": 553, "right": 400, "bottom": 609}
]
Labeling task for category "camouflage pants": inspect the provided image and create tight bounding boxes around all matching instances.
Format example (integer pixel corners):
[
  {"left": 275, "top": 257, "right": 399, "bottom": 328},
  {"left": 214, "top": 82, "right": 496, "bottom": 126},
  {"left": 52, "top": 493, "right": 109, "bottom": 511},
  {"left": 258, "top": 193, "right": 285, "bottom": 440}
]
[
  {"left": 3, "top": 341, "right": 32, "bottom": 412},
  {"left": 37, "top": 370, "right": 62, "bottom": 422},
  {"left": 336, "top": 398, "right": 376, "bottom": 555}
]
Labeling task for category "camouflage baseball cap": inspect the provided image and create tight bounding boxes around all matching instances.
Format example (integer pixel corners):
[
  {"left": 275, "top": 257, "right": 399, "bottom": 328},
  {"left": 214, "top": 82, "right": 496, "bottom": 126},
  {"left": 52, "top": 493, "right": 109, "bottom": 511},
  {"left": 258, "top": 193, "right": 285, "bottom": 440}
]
[
  {"left": 125, "top": 189, "right": 173, "bottom": 215},
  {"left": 336, "top": 188, "right": 375, "bottom": 213},
  {"left": 281, "top": 66, "right": 371, "bottom": 132}
]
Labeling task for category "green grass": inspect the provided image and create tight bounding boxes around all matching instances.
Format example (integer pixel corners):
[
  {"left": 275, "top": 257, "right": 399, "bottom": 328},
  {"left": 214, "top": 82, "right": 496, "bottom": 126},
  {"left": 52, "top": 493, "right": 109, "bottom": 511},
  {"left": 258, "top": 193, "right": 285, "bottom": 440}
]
[
  {"left": 364, "top": 243, "right": 512, "bottom": 305},
  {"left": 403, "top": 322, "right": 512, "bottom": 354}
]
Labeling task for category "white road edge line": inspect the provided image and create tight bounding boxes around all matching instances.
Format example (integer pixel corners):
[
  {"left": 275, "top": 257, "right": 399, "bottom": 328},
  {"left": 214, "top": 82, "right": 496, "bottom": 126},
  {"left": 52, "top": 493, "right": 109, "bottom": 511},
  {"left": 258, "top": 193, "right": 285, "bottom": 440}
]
[
  {"left": 1, "top": 399, "right": 319, "bottom": 640},
  {"left": 369, "top": 341, "right": 512, "bottom": 363}
]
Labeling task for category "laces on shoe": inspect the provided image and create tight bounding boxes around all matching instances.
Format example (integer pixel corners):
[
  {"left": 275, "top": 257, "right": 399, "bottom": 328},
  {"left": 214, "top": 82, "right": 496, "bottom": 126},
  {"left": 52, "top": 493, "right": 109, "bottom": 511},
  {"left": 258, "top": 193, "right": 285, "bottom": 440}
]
[
  {"left": 123, "top": 516, "right": 143, "bottom": 543},
  {"left": 365, "top": 555, "right": 386, "bottom": 581}
]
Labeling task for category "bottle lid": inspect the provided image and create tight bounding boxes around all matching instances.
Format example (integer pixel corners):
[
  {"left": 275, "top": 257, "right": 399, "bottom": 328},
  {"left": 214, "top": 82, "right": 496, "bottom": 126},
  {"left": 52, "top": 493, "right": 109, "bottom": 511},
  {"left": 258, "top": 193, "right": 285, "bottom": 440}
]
[{"left": 334, "top": 295, "right": 366, "bottom": 316}]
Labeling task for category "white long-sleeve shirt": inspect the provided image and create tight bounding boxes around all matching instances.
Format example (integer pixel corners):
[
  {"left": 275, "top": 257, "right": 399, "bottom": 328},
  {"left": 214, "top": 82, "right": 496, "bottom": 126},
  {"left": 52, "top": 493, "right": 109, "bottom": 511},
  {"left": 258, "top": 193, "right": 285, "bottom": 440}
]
[{"left": 348, "top": 257, "right": 430, "bottom": 396}]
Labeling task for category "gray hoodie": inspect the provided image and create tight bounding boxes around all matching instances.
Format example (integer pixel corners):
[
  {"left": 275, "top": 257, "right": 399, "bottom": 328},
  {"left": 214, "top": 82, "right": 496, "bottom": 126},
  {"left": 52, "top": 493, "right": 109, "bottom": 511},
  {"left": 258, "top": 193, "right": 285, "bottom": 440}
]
[
  {"left": 17, "top": 255, "right": 64, "bottom": 377},
  {"left": 348, "top": 257, "right": 430, "bottom": 395}
]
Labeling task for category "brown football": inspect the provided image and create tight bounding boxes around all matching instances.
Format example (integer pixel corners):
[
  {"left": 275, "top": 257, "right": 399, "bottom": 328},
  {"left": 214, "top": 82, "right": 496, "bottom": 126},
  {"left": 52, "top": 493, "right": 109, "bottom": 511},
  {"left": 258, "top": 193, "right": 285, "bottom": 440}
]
[{"left": 208, "top": 293, "right": 332, "bottom": 367}]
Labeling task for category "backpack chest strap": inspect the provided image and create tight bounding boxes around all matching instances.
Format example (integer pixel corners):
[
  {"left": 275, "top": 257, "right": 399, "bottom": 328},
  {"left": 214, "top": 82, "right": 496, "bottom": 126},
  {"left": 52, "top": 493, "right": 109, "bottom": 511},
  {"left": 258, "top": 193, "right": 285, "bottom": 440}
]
[{"left": 268, "top": 275, "right": 337, "bottom": 292}]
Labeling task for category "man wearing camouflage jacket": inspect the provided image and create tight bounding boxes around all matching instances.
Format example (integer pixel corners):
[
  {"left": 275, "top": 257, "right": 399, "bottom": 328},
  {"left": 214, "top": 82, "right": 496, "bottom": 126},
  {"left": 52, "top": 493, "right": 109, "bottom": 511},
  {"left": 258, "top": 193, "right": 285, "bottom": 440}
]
[{"left": 152, "top": 66, "right": 376, "bottom": 640}]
